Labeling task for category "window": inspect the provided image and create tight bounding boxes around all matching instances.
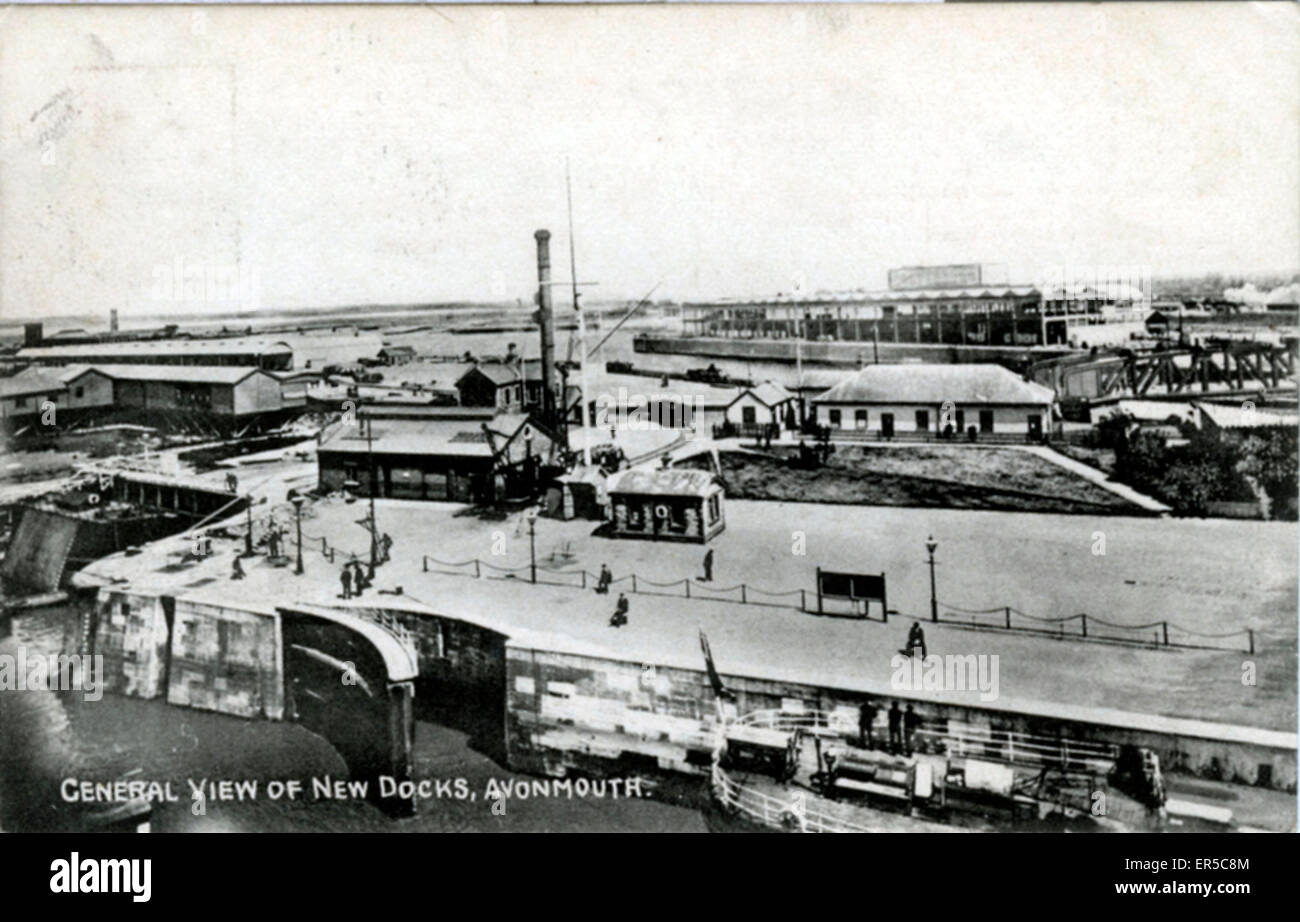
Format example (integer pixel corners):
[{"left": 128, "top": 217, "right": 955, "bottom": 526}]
[
  {"left": 741, "top": 405, "right": 756, "bottom": 425},
  {"left": 979, "top": 410, "right": 994, "bottom": 433},
  {"left": 828, "top": 409, "right": 842, "bottom": 428},
  {"left": 15, "top": 397, "right": 27, "bottom": 408},
  {"left": 74, "top": 386, "right": 85, "bottom": 399},
  {"left": 708, "top": 494, "right": 720, "bottom": 523},
  {"left": 854, "top": 409, "right": 868, "bottom": 429},
  {"left": 915, "top": 409, "right": 929, "bottom": 431}
]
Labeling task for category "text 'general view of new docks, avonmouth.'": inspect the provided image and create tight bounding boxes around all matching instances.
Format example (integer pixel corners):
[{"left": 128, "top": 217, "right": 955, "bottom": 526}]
[{"left": 1, "top": 242, "right": 1297, "bottom": 833}]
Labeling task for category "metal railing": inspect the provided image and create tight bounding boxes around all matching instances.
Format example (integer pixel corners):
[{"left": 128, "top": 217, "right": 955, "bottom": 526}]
[
  {"left": 419, "top": 554, "right": 810, "bottom": 613},
  {"left": 934, "top": 602, "right": 1257, "bottom": 654}
]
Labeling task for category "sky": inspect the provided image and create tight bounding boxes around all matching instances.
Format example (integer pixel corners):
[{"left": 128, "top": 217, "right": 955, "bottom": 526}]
[{"left": 2, "top": 3, "right": 1298, "bottom": 319}]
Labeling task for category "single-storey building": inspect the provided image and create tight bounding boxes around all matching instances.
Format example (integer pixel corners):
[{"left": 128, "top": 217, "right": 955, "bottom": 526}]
[
  {"left": 575, "top": 373, "right": 740, "bottom": 432},
  {"left": 378, "top": 345, "right": 417, "bottom": 366},
  {"left": 812, "top": 363, "right": 1056, "bottom": 439},
  {"left": 456, "top": 361, "right": 543, "bottom": 411},
  {"left": 725, "top": 381, "right": 798, "bottom": 430},
  {"left": 545, "top": 465, "right": 608, "bottom": 521},
  {"left": 606, "top": 468, "right": 725, "bottom": 544},
  {"left": 86, "top": 364, "right": 286, "bottom": 419},
  {"left": 1197, "top": 401, "right": 1300, "bottom": 437},
  {"left": 316, "top": 407, "right": 558, "bottom": 504}
]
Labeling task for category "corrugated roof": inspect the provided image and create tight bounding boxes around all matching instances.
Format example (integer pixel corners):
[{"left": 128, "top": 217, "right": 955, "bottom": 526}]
[
  {"left": 16, "top": 337, "right": 292, "bottom": 359},
  {"left": 607, "top": 468, "right": 721, "bottom": 498},
  {"left": 84, "top": 364, "right": 267, "bottom": 384},
  {"left": 318, "top": 412, "right": 533, "bottom": 458},
  {"left": 814, "top": 363, "right": 1054, "bottom": 406},
  {"left": 0, "top": 371, "right": 65, "bottom": 398},
  {"left": 1199, "top": 402, "right": 1299, "bottom": 430}
]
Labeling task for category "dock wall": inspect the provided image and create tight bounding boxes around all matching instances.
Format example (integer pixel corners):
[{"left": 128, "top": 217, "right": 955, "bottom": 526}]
[{"left": 504, "top": 645, "right": 1297, "bottom": 792}]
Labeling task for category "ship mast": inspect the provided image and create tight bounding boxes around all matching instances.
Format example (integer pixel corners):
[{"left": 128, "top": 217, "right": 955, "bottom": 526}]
[{"left": 567, "top": 160, "right": 593, "bottom": 467}]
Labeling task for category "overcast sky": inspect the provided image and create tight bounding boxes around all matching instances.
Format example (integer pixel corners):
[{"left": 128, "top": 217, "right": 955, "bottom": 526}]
[{"left": 2, "top": 3, "right": 1297, "bottom": 318}]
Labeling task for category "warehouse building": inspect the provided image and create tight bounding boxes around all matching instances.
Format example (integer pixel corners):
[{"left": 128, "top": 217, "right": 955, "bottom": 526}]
[
  {"left": 316, "top": 406, "right": 558, "bottom": 504},
  {"left": 812, "top": 363, "right": 1056, "bottom": 439},
  {"left": 16, "top": 337, "right": 294, "bottom": 371},
  {"left": 681, "top": 264, "right": 1148, "bottom": 348}
]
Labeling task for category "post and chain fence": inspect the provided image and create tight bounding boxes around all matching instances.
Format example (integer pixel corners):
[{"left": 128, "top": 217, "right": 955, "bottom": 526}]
[{"left": 415, "top": 554, "right": 1259, "bottom": 654}]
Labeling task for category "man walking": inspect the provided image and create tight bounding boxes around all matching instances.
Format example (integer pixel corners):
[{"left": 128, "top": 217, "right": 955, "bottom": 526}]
[
  {"left": 595, "top": 563, "right": 612, "bottom": 595},
  {"left": 702, "top": 548, "right": 714, "bottom": 582},
  {"left": 609, "top": 593, "right": 629, "bottom": 628},
  {"left": 887, "top": 701, "right": 903, "bottom": 754},
  {"left": 340, "top": 566, "right": 353, "bottom": 600},
  {"left": 231, "top": 556, "right": 245, "bottom": 581}
]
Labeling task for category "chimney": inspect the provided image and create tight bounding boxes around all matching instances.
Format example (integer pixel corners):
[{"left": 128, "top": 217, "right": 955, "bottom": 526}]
[
  {"left": 23, "top": 322, "right": 43, "bottom": 347},
  {"left": 535, "top": 229, "right": 557, "bottom": 424},
  {"left": 109, "top": 309, "right": 119, "bottom": 333}
]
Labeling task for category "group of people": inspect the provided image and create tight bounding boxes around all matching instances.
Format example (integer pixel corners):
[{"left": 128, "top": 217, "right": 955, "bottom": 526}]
[
  {"left": 339, "top": 558, "right": 373, "bottom": 599},
  {"left": 596, "top": 549, "right": 717, "bottom": 628},
  {"left": 858, "top": 699, "right": 923, "bottom": 756}
]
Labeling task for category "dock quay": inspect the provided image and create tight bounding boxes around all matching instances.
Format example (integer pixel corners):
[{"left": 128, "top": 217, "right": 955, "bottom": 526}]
[{"left": 55, "top": 491, "right": 1296, "bottom": 831}]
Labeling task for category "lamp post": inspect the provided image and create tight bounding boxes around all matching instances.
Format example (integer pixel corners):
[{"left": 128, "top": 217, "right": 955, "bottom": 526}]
[
  {"left": 925, "top": 535, "right": 939, "bottom": 623},
  {"left": 244, "top": 501, "right": 254, "bottom": 556},
  {"left": 526, "top": 506, "right": 539, "bottom": 584},
  {"left": 365, "top": 417, "right": 378, "bottom": 580},
  {"left": 291, "top": 495, "right": 305, "bottom": 575}
]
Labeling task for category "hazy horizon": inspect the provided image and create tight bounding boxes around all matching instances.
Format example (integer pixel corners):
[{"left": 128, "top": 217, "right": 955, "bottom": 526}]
[{"left": 3, "top": 4, "right": 1298, "bottom": 320}]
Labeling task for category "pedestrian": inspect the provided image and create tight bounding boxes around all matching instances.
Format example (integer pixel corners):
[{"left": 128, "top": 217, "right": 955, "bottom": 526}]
[
  {"left": 595, "top": 563, "right": 612, "bottom": 595},
  {"left": 231, "top": 556, "right": 245, "bottom": 581},
  {"left": 702, "top": 548, "right": 714, "bottom": 582},
  {"left": 380, "top": 532, "right": 393, "bottom": 564},
  {"left": 858, "top": 699, "right": 878, "bottom": 750},
  {"left": 904, "top": 704, "right": 921, "bottom": 756},
  {"left": 887, "top": 701, "right": 903, "bottom": 754},
  {"left": 340, "top": 566, "right": 353, "bottom": 599},
  {"left": 350, "top": 559, "right": 367, "bottom": 594},
  {"left": 906, "top": 621, "right": 927, "bottom": 659},
  {"left": 609, "top": 592, "right": 629, "bottom": 628}
]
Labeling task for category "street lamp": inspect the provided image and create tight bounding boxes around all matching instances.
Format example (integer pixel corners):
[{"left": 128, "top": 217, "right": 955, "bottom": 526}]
[
  {"left": 291, "top": 495, "right": 305, "bottom": 575},
  {"left": 925, "top": 535, "right": 939, "bottom": 623},
  {"left": 526, "top": 506, "right": 539, "bottom": 584}
]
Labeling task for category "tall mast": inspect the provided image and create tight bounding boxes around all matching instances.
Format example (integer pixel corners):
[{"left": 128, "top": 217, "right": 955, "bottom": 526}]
[{"left": 567, "top": 159, "right": 592, "bottom": 466}]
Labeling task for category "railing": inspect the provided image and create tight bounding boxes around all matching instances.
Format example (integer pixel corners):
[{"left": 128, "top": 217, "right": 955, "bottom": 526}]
[
  {"left": 419, "top": 555, "right": 810, "bottom": 613},
  {"left": 934, "top": 602, "right": 1257, "bottom": 654},
  {"left": 914, "top": 724, "right": 1118, "bottom": 775}
]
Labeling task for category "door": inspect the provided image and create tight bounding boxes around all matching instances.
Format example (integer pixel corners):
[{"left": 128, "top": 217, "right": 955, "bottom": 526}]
[
  {"left": 1027, "top": 414, "right": 1043, "bottom": 441},
  {"left": 979, "top": 410, "right": 994, "bottom": 433},
  {"left": 854, "top": 409, "right": 868, "bottom": 430},
  {"left": 915, "top": 409, "right": 929, "bottom": 433},
  {"left": 880, "top": 413, "right": 895, "bottom": 439}
]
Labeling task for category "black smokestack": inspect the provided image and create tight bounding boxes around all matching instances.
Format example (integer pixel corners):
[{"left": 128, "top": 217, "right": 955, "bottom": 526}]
[{"left": 535, "top": 229, "right": 556, "bottom": 424}]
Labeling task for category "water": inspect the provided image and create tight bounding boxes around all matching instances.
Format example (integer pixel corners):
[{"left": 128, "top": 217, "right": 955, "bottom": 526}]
[{"left": 1, "top": 603, "right": 707, "bottom": 832}]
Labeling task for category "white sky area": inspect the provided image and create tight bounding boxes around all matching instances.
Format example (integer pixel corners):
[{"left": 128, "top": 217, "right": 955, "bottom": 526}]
[{"left": 2, "top": 3, "right": 1298, "bottom": 319}]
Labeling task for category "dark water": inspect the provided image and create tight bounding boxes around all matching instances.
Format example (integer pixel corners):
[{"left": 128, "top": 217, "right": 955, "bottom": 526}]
[{"left": 1, "top": 605, "right": 707, "bottom": 833}]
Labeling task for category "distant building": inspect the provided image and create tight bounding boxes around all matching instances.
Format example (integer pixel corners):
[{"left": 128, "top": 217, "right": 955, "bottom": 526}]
[
  {"left": 606, "top": 468, "right": 725, "bottom": 543},
  {"left": 378, "top": 345, "right": 417, "bottom": 366},
  {"left": 16, "top": 337, "right": 294, "bottom": 371},
  {"left": 726, "top": 381, "right": 798, "bottom": 430},
  {"left": 1197, "top": 402, "right": 1299, "bottom": 437},
  {"left": 811, "top": 363, "right": 1056, "bottom": 439},
  {"left": 681, "top": 264, "right": 1149, "bottom": 348},
  {"left": 316, "top": 406, "right": 557, "bottom": 504}
]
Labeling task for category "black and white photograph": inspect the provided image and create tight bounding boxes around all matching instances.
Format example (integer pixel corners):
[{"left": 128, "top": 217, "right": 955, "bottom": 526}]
[{"left": 0, "top": 0, "right": 1296, "bottom": 876}]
